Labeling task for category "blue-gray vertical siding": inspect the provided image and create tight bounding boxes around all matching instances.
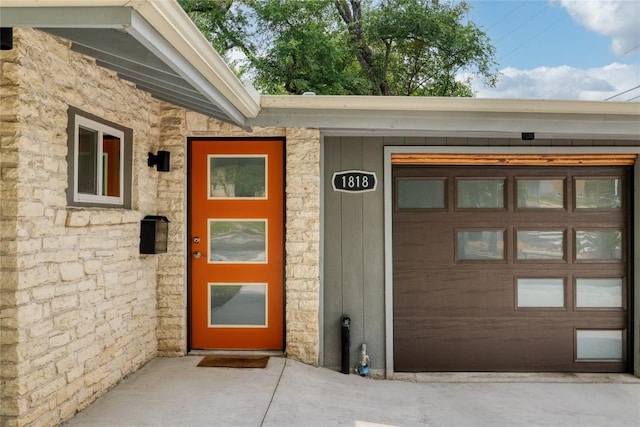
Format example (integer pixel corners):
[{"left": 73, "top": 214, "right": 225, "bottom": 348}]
[
  {"left": 323, "top": 136, "right": 386, "bottom": 372},
  {"left": 322, "top": 136, "right": 640, "bottom": 374}
]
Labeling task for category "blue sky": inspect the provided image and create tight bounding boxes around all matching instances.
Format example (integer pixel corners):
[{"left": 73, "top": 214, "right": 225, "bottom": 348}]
[{"left": 462, "top": 0, "right": 640, "bottom": 101}]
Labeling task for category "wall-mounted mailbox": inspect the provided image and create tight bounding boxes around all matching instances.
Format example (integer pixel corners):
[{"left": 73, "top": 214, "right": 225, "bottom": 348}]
[{"left": 140, "top": 215, "right": 170, "bottom": 254}]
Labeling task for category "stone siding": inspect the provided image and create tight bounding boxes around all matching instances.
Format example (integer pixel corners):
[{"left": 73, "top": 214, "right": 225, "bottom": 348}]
[
  {"left": 161, "top": 111, "right": 321, "bottom": 364},
  {"left": 283, "top": 128, "right": 321, "bottom": 364},
  {"left": 155, "top": 106, "right": 189, "bottom": 356},
  {"left": 0, "top": 27, "right": 323, "bottom": 427},
  {"left": 0, "top": 29, "right": 160, "bottom": 426}
]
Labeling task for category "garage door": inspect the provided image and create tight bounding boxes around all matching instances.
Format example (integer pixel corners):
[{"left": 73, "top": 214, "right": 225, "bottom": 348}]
[{"left": 393, "top": 165, "right": 630, "bottom": 372}]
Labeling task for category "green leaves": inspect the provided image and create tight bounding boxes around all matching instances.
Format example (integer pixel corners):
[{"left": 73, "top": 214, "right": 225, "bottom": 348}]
[
  {"left": 253, "top": 3, "right": 365, "bottom": 94},
  {"left": 178, "top": 0, "right": 498, "bottom": 96},
  {"left": 363, "top": 0, "right": 497, "bottom": 96}
]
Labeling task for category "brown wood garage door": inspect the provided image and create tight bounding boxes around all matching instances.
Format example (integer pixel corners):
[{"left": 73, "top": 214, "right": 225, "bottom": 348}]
[{"left": 393, "top": 165, "right": 630, "bottom": 372}]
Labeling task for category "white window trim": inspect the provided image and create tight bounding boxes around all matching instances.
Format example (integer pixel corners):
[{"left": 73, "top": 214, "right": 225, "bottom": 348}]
[{"left": 73, "top": 115, "right": 125, "bottom": 205}]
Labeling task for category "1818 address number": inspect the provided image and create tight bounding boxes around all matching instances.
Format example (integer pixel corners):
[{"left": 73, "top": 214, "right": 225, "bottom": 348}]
[{"left": 332, "top": 170, "right": 377, "bottom": 193}]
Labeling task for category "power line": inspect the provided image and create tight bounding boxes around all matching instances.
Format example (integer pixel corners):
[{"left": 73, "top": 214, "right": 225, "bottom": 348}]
[
  {"left": 603, "top": 84, "right": 640, "bottom": 101},
  {"left": 496, "top": 0, "right": 594, "bottom": 64},
  {"left": 493, "top": 3, "right": 551, "bottom": 45},
  {"left": 623, "top": 43, "right": 640, "bottom": 56},
  {"left": 540, "top": 76, "right": 581, "bottom": 100},
  {"left": 484, "top": 1, "right": 528, "bottom": 32},
  {"left": 626, "top": 94, "right": 640, "bottom": 102},
  {"left": 507, "top": 0, "right": 599, "bottom": 100},
  {"left": 497, "top": 11, "right": 569, "bottom": 63}
]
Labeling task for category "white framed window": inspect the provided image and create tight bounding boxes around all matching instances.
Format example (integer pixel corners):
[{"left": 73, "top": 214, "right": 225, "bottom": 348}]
[{"left": 67, "top": 107, "right": 132, "bottom": 208}]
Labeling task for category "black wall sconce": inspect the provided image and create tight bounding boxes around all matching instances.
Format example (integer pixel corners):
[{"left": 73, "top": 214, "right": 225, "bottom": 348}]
[{"left": 148, "top": 151, "right": 170, "bottom": 172}]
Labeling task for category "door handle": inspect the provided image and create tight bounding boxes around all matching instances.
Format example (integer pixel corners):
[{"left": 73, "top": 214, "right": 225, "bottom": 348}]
[{"left": 193, "top": 251, "right": 202, "bottom": 259}]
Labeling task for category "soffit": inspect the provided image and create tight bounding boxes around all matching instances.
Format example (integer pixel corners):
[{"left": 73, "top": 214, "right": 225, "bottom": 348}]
[{"left": 0, "top": 2, "right": 260, "bottom": 129}]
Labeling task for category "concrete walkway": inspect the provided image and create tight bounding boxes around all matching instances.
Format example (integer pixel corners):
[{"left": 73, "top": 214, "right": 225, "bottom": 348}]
[{"left": 64, "top": 356, "right": 640, "bottom": 427}]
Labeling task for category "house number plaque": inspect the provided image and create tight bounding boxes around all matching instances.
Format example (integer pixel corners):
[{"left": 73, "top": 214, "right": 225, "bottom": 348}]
[{"left": 332, "top": 170, "right": 377, "bottom": 193}]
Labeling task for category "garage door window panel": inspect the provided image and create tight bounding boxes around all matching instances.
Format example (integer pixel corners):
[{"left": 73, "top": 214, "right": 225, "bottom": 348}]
[
  {"left": 396, "top": 178, "right": 446, "bottom": 209},
  {"left": 516, "top": 230, "right": 565, "bottom": 261},
  {"left": 516, "top": 278, "right": 565, "bottom": 309},
  {"left": 516, "top": 178, "right": 565, "bottom": 209},
  {"left": 456, "top": 230, "right": 505, "bottom": 261},
  {"left": 575, "top": 330, "right": 624, "bottom": 361},
  {"left": 575, "top": 278, "right": 624, "bottom": 309},
  {"left": 456, "top": 178, "right": 505, "bottom": 209},
  {"left": 575, "top": 230, "right": 622, "bottom": 261},
  {"left": 574, "top": 178, "right": 622, "bottom": 209}
]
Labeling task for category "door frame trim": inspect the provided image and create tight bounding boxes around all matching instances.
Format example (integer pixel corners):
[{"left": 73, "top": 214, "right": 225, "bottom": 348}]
[
  {"left": 186, "top": 136, "right": 286, "bottom": 352},
  {"left": 383, "top": 146, "right": 640, "bottom": 378}
]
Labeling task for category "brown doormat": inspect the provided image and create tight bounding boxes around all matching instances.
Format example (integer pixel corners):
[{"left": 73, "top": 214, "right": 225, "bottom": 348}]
[{"left": 197, "top": 355, "right": 270, "bottom": 368}]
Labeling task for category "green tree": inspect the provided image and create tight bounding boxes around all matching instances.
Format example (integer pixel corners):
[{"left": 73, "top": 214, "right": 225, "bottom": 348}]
[
  {"left": 178, "top": 0, "right": 498, "bottom": 96},
  {"left": 249, "top": 0, "right": 370, "bottom": 94}
]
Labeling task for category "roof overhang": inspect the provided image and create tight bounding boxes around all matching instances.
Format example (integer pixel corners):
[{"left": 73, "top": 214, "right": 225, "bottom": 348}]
[
  {"left": 1, "top": 2, "right": 638, "bottom": 140},
  {"left": 0, "top": 0, "right": 261, "bottom": 129},
  {"left": 251, "top": 96, "right": 640, "bottom": 141}
]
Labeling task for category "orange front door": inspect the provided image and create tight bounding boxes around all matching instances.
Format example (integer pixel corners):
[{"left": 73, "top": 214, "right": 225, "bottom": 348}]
[{"left": 189, "top": 139, "right": 284, "bottom": 350}]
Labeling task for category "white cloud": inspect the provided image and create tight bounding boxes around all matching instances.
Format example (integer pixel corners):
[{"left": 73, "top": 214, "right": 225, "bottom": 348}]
[
  {"left": 469, "top": 62, "right": 640, "bottom": 101},
  {"left": 555, "top": 0, "right": 640, "bottom": 56}
]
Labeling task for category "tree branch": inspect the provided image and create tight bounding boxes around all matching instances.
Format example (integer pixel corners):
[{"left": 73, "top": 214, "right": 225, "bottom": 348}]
[{"left": 333, "top": 0, "right": 389, "bottom": 95}]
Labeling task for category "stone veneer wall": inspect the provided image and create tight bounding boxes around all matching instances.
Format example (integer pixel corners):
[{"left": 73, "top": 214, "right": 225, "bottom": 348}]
[
  {"left": 0, "top": 29, "right": 160, "bottom": 426},
  {"left": 0, "top": 27, "right": 322, "bottom": 427},
  {"left": 155, "top": 106, "right": 189, "bottom": 356},
  {"left": 157, "top": 110, "right": 321, "bottom": 364}
]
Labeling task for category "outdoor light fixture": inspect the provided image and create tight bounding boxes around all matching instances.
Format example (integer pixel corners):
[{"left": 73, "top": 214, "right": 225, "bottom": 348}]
[
  {"left": 521, "top": 132, "right": 535, "bottom": 141},
  {"left": 148, "top": 151, "right": 170, "bottom": 172}
]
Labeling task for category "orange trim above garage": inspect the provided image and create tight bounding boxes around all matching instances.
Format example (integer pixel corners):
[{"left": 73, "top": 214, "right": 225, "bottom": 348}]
[{"left": 391, "top": 153, "right": 637, "bottom": 166}]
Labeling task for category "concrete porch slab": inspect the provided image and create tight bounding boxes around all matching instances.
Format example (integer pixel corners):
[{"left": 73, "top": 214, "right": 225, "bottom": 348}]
[{"left": 63, "top": 356, "right": 640, "bottom": 427}]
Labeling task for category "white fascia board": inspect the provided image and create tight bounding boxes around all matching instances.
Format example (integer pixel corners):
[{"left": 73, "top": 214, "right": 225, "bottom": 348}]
[
  {"left": 260, "top": 95, "right": 640, "bottom": 116},
  {"left": 253, "top": 110, "right": 640, "bottom": 140},
  {"left": 253, "top": 96, "right": 640, "bottom": 140},
  {"left": 133, "top": 0, "right": 260, "bottom": 118},
  {"left": 125, "top": 9, "right": 249, "bottom": 127},
  {"left": 0, "top": 0, "right": 261, "bottom": 120}
]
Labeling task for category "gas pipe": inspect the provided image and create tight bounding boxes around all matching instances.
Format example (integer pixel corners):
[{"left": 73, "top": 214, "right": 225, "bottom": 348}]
[{"left": 356, "top": 343, "right": 370, "bottom": 377}]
